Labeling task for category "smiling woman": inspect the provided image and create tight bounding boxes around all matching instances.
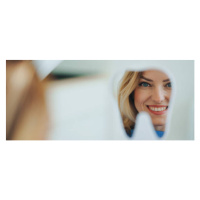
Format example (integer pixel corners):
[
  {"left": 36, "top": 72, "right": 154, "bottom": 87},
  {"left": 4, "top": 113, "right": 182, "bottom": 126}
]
[{"left": 118, "top": 70, "right": 172, "bottom": 138}]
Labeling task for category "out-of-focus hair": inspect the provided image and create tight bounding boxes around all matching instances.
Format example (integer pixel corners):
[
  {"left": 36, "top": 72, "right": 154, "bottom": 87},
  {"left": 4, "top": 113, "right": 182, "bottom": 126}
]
[
  {"left": 6, "top": 60, "right": 48, "bottom": 140},
  {"left": 118, "top": 71, "right": 142, "bottom": 136}
]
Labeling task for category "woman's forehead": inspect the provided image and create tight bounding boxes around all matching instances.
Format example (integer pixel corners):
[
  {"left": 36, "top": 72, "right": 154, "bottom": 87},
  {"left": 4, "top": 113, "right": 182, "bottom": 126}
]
[{"left": 141, "top": 70, "right": 170, "bottom": 80}]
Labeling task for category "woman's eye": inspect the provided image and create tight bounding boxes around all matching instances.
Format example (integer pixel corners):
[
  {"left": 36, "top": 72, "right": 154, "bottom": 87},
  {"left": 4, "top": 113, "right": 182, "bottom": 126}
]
[
  {"left": 139, "top": 82, "right": 150, "bottom": 87},
  {"left": 166, "top": 82, "right": 172, "bottom": 88}
]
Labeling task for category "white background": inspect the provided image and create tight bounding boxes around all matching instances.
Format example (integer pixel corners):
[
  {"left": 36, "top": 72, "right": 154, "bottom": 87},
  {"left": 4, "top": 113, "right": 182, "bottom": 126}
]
[{"left": 0, "top": 0, "right": 199, "bottom": 200}]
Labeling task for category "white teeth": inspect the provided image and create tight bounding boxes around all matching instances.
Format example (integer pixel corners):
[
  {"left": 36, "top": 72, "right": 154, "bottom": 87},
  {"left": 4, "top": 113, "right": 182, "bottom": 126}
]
[{"left": 148, "top": 106, "right": 167, "bottom": 111}]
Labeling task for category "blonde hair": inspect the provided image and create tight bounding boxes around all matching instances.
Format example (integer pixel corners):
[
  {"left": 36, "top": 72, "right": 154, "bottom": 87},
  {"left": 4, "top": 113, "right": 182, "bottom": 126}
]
[
  {"left": 6, "top": 60, "right": 49, "bottom": 140},
  {"left": 118, "top": 71, "right": 142, "bottom": 136}
]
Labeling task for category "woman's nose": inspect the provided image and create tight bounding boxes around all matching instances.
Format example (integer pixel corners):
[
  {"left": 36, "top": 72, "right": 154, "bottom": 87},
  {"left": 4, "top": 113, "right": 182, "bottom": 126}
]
[{"left": 151, "top": 87, "right": 165, "bottom": 103}]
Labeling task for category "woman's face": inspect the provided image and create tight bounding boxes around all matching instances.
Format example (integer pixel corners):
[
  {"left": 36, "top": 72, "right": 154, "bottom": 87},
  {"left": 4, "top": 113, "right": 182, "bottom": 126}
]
[{"left": 133, "top": 70, "right": 172, "bottom": 131}]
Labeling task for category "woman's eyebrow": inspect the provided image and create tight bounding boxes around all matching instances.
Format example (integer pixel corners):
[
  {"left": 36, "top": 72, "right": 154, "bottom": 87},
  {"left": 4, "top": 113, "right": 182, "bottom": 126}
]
[
  {"left": 141, "top": 76, "right": 170, "bottom": 82},
  {"left": 140, "top": 76, "right": 153, "bottom": 82},
  {"left": 163, "top": 79, "right": 170, "bottom": 82}
]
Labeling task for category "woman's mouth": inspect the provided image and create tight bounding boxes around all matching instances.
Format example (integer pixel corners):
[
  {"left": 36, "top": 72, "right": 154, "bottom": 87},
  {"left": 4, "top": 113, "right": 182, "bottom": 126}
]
[{"left": 146, "top": 105, "right": 168, "bottom": 115}]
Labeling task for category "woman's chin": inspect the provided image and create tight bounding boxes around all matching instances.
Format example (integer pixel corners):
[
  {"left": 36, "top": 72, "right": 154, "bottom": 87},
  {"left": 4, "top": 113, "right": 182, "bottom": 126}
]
[{"left": 153, "top": 124, "right": 166, "bottom": 132}]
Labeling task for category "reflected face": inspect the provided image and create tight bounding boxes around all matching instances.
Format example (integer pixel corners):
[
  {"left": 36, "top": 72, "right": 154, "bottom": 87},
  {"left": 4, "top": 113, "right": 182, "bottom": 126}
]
[{"left": 133, "top": 70, "right": 172, "bottom": 131}]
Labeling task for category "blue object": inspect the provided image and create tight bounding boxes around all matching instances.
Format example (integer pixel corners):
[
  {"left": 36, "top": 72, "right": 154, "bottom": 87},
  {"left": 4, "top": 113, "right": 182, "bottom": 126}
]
[
  {"left": 156, "top": 130, "right": 164, "bottom": 138},
  {"left": 130, "top": 129, "right": 164, "bottom": 138}
]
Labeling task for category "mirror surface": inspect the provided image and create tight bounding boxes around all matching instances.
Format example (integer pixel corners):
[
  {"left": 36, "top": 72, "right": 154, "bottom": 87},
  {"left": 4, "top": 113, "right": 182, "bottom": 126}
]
[{"left": 118, "top": 69, "right": 172, "bottom": 138}]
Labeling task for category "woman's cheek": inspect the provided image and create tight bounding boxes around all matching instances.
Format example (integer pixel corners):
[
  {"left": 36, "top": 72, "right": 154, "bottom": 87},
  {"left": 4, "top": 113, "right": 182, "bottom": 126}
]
[
  {"left": 134, "top": 89, "right": 145, "bottom": 103},
  {"left": 168, "top": 90, "right": 172, "bottom": 100}
]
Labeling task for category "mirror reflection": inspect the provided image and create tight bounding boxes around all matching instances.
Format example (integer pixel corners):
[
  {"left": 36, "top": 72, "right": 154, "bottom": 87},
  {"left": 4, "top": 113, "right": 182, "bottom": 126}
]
[{"left": 118, "top": 70, "right": 172, "bottom": 138}]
